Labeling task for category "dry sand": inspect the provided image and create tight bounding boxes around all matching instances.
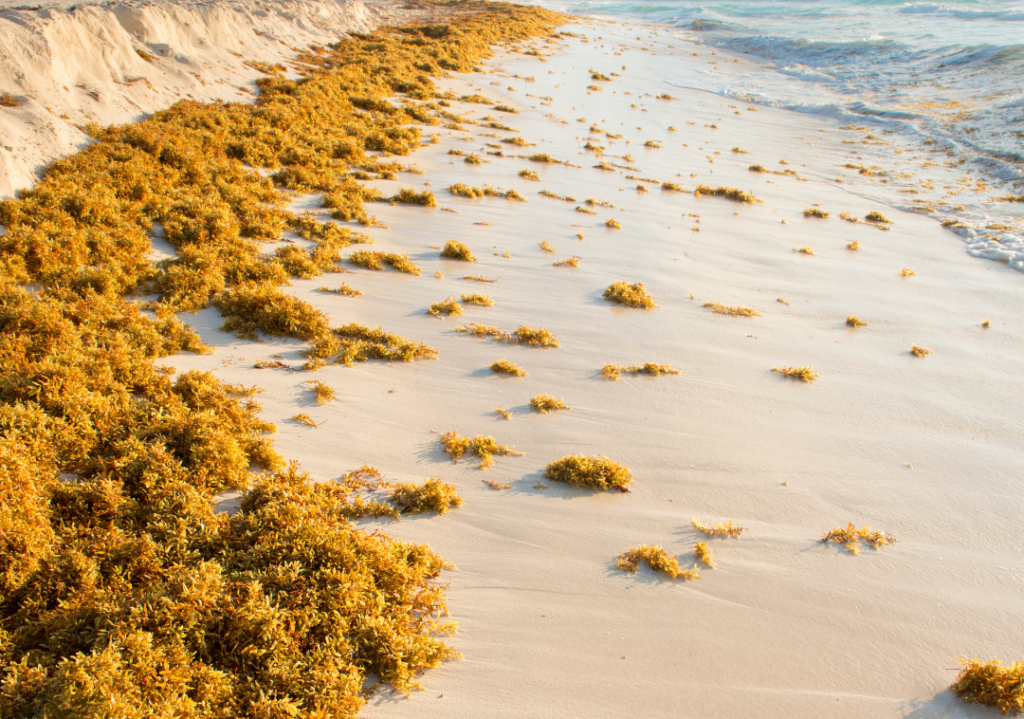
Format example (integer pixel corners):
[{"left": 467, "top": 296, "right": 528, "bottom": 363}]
[{"left": 9, "top": 6, "right": 1024, "bottom": 718}]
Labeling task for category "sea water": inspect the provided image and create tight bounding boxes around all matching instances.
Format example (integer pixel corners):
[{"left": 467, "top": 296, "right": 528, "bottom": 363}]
[{"left": 526, "top": 0, "right": 1024, "bottom": 271}]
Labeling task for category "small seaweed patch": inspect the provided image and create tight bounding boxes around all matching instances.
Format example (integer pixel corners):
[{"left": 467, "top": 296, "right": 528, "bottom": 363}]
[
  {"left": 428, "top": 297, "right": 463, "bottom": 317},
  {"left": 804, "top": 207, "right": 829, "bottom": 218},
  {"left": 493, "top": 104, "right": 519, "bottom": 113},
  {"left": 304, "top": 380, "right": 336, "bottom": 405},
  {"left": 865, "top": 211, "right": 892, "bottom": 223},
  {"left": 982, "top": 318, "right": 991, "bottom": 328},
  {"left": 318, "top": 283, "right": 363, "bottom": 296},
  {"left": 348, "top": 250, "right": 422, "bottom": 275},
  {"left": 308, "top": 324, "right": 438, "bottom": 367},
  {"left": 390, "top": 478, "right": 464, "bottom": 515},
  {"left": 509, "top": 326, "right": 559, "bottom": 347},
  {"left": 519, "top": 168, "right": 540, "bottom": 180},
  {"left": 293, "top": 412, "right": 322, "bottom": 428},
  {"left": 605, "top": 217, "right": 622, "bottom": 228},
  {"left": 772, "top": 365, "right": 818, "bottom": 382},
  {"left": 846, "top": 315, "right": 867, "bottom": 328},
  {"left": 661, "top": 182, "right": 685, "bottom": 192},
  {"left": 461, "top": 293, "right": 493, "bottom": 306},
  {"left": 553, "top": 256, "right": 580, "bottom": 268},
  {"left": 820, "top": 523, "right": 895, "bottom": 554},
  {"left": 694, "top": 541, "right": 715, "bottom": 568},
  {"left": 749, "top": 164, "right": 767, "bottom": 173},
  {"left": 539, "top": 240, "right": 556, "bottom": 253},
  {"left": 600, "top": 362, "right": 679, "bottom": 380},
  {"left": 490, "top": 359, "right": 527, "bottom": 376},
  {"left": 494, "top": 406, "right": 512, "bottom": 420},
  {"left": 462, "top": 274, "right": 498, "bottom": 282},
  {"left": 951, "top": 659, "right": 1024, "bottom": 715},
  {"left": 692, "top": 517, "right": 745, "bottom": 539},
  {"left": 704, "top": 301, "right": 760, "bottom": 317},
  {"left": 0, "top": 92, "right": 21, "bottom": 108},
  {"left": 604, "top": 281, "right": 657, "bottom": 309},
  {"left": 529, "top": 394, "right": 570, "bottom": 413},
  {"left": 617, "top": 545, "right": 699, "bottom": 580},
  {"left": 464, "top": 154, "right": 483, "bottom": 165},
  {"left": 900, "top": 267, "right": 916, "bottom": 278},
  {"left": 847, "top": 240, "right": 860, "bottom": 250},
  {"left": 544, "top": 455, "right": 632, "bottom": 491},
  {"left": 390, "top": 188, "right": 437, "bottom": 206},
  {"left": 910, "top": 344, "right": 932, "bottom": 357},
  {"left": 576, "top": 205, "right": 597, "bottom": 214},
  {"left": 694, "top": 185, "right": 760, "bottom": 203},
  {"left": 484, "top": 479, "right": 513, "bottom": 490},
  {"left": 441, "top": 239, "right": 476, "bottom": 261},
  {"left": 440, "top": 431, "right": 522, "bottom": 469},
  {"left": 449, "top": 183, "right": 485, "bottom": 198}
]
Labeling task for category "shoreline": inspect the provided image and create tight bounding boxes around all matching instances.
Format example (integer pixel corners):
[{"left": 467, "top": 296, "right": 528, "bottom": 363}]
[{"left": 1, "top": 3, "right": 1022, "bottom": 717}]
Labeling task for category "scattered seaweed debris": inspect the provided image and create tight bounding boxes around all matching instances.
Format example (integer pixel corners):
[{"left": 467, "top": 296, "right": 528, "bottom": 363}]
[
  {"left": 950, "top": 658, "right": 1024, "bottom": 715},
  {"left": 865, "top": 211, "right": 892, "bottom": 223},
  {"left": 704, "top": 301, "right": 760, "bottom": 317},
  {"left": 591, "top": 71, "right": 612, "bottom": 81},
  {"left": 820, "top": 523, "right": 895, "bottom": 554},
  {"left": 777, "top": 298, "right": 790, "bottom": 306},
  {"left": 694, "top": 185, "right": 760, "bottom": 203},
  {"left": 576, "top": 205, "right": 597, "bottom": 214},
  {"left": 304, "top": 380, "right": 336, "bottom": 405},
  {"left": 661, "top": 182, "right": 686, "bottom": 192},
  {"left": 461, "top": 293, "right": 493, "bottom": 306},
  {"left": 544, "top": 455, "right": 632, "bottom": 491},
  {"left": 605, "top": 217, "right": 622, "bottom": 228},
  {"left": 601, "top": 363, "right": 680, "bottom": 380},
  {"left": 440, "top": 431, "right": 522, "bottom": 469},
  {"left": 495, "top": 406, "right": 513, "bottom": 420},
  {"left": 455, "top": 323, "right": 506, "bottom": 339},
  {"left": 318, "top": 283, "right": 363, "bottom": 296},
  {"left": 490, "top": 359, "right": 527, "bottom": 376},
  {"left": 794, "top": 245, "right": 815, "bottom": 255},
  {"left": 484, "top": 479, "right": 513, "bottom": 490},
  {"left": 462, "top": 274, "right": 498, "bottom": 283},
  {"left": 749, "top": 164, "right": 767, "bottom": 173},
  {"left": 390, "top": 478, "right": 464, "bottom": 515},
  {"left": 804, "top": 207, "right": 829, "bottom": 218},
  {"left": 539, "top": 240, "right": 556, "bottom": 253},
  {"left": 692, "top": 517, "right": 745, "bottom": 539},
  {"left": 694, "top": 541, "right": 715, "bottom": 568},
  {"left": 305, "top": 324, "right": 438, "bottom": 368},
  {"left": 982, "top": 318, "right": 991, "bottom": 329},
  {"left": 293, "top": 412, "right": 323, "bottom": 428},
  {"left": 519, "top": 168, "right": 540, "bottom": 180},
  {"left": 847, "top": 240, "right": 860, "bottom": 251},
  {"left": 617, "top": 545, "right": 700, "bottom": 580},
  {"left": 441, "top": 239, "right": 476, "bottom": 261},
  {"left": 772, "top": 365, "right": 818, "bottom": 382},
  {"left": 529, "top": 394, "right": 570, "bottom": 413},
  {"left": 428, "top": 297, "right": 464, "bottom": 317},
  {"left": 604, "top": 281, "right": 657, "bottom": 309},
  {"left": 910, "top": 344, "right": 932, "bottom": 357},
  {"left": 553, "top": 256, "right": 581, "bottom": 268},
  {"left": 900, "top": 267, "right": 917, "bottom": 278},
  {"left": 509, "top": 326, "right": 559, "bottom": 347},
  {"left": 449, "top": 183, "right": 485, "bottom": 198},
  {"left": 0, "top": 92, "right": 22, "bottom": 107},
  {"left": 348, "top": 250, "right": 422, "bottom": 275},
  {"left": 846, "top": 315, "right": 868, "bottom": 328},
  {"left": 493, "top": 104, "right": 519, "bottom": 113}
]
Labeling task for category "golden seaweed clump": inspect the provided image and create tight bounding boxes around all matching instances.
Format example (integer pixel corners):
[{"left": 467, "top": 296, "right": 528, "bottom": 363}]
[
  {"left": 304, "top": 380, "right": 336, "bottom": 405},
  {"left": 508, "top": 325, "right": 560, "bottom": 347},
  {"left": 428, "top": 297, "right": 463, "bottom": 317},
  {"left": 982, "top": 318, "right": 991, "bottom": 328},
  {"left": 617, "top": 545, "right": 700, "bottom": 580},
  {"left": 910, "top": 344, "right": 932, "bottom": 357},
  {"left": 318, "top": 283, "right": 363, "bottom": 296},
  {"left": 0, "top": 92, "right": 21, "bottom": 107},
  {"left": 601, "top": 362, "right": 680, "bottom": 380},
  {"left": 490, "top": 359, "right": 527, "bottom": 376},
  {"left": 460, "top": 292, "right": 493, "bottom": 306},
  {"left": 865, "top": 211, "right": 892, "bottom": 223},
  {"left": 441, "top": 239, "right": 476, "bottom": 261},
  {"left": 518, "top": 168, "right": 540, "bottom": 180},
  {"left": 749, "top": 164, "right": 767, "bottom": 172},
  {"left": 495, "top": 406, "right": 512, "bottom": 420},
  {"left": 576, "top": 204, "right": 597, "bottom": 214},
  {"left": 293, "top": 412, "right": 322, "bottom": 428},
  {"left": 847, "top": 240, "right": 860, "bottom": 250},
  {"left": 846, "top": 315, "right": 867, "bottom": 328},
  {"left": 694, "top": 541, "right": 715, "bottom": 568},
  {"left": 462, "top": 274, "right": 498, "bottom": 283},
  {"left": 544, "top": 455, "right": 632, "bottom": 491},
  {"left": 493, "top": 104, "right": 519, "bottom": 113},
  {"left": 692, "top": 517, "right": 746, "bottom": 539},
  {"left": 449, "top": 183, "right": 485, "bottom": 198},
  {"left": 604, "top": 281, "right": 657, "bottom": 308},
  {"left": 553, "top": 256, "right": 580, "bottom": 268},
  {"left": 440, "top": 431, "right": 522, "bottom": 469},
  {"left": 455, "top": 322, "right": 506, "bottom": 339},
  {"left": 306, "top": 323, "right": 439, "bottom": 367},
  {"left": 704, "top": 301, "right": 760, "bottom": 317},
  {"left": 527, "top": 152, "right": 556, "bottom": 162},
  {"left": 529, "top": 394, "right": 570, "bottom": 413},
  {"left": 794, "top": 245, "right": 815, "bottom": 255},
  {"left": 820, "top": 523, "right": 895, "bottom": 554},
  {"left": 348, "top": 250, "right": 422, "bottom": 275},
  {"left": 694, "top": 185, "right": 760, "bottom": 203},
  {"left": 772, "top": 365, "right": 818, "bottom": 382},
  {"left": 951, "top": 659, "right": 1024, "bottom": 715},
  {"left": 390, "top": 187, "right": 437, "bottom": 206},
  {"left": 804, "top": 207, "right": 829, "bottom": 218},
  {"left": 900, "top": 267, "right": 917, "bottom": 277},
  {"left": 538, "top": 240, "right": 556, "bottom": 253},
  {"left": 389, "top": 478, "right": 464, "bottom": 515},
  {"left": 464, "top": 154, "right": 483, "bottom": 165},
  {"left": 605, "top": 217, "right": 622, "bottom": 228},
  {"left": 213, "top": 282, "right": 330, "bottom": 341},
  {"left": 661, "top": 182, "right": 685, "bottom": 191}
]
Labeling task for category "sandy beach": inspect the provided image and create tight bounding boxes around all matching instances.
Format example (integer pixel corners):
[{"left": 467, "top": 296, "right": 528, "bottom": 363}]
[{"left": 2, "top": 2, "right": 1023, "bottom": 718}]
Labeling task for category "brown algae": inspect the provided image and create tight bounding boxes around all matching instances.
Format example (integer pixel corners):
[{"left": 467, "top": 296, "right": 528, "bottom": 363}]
[
  {"left": 950, "top": 659, "right": 1024, "bottom": 715},
  {"left": 490, "top": 359, "right": 527, "bottom": 376},
  {"left": 441, "top": 239, "right": 476, "bottom": 261},
  {"left": 617, "top": 545, "right": 700, "bottom": 580},
  {"left": 820, "top": 523, "right": 896, "bottom": 554},
  {"left": 692, "top": 517, "right": 746, "bottom": 539},
  {"left": 601, "top": 362, "right": 680, "bottom": 380},
  {"left": 704, "top": 301, "right": 760, "bottom": 317},
  {"left": 389, "top": 478, "right": 464, "bottom": 515},
  {"left": 544, "top": 455, "right": 633, "bottom": 491},
  {"left": 440, "top": 431, "right": 522, "bottom": 469},
  {"left": 529, "top": 394, "right": 570, "bottom": 413},
  {"left": 604, "top": 281, "right": 657, "bottom": 309},
  {"left": 772, "top": 365, "right": 818, "bottom": 382}
]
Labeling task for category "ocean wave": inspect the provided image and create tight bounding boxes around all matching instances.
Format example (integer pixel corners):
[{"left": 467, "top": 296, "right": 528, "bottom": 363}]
[{"left": 898, "top": 3, "right": 1024, "bottom": 21}]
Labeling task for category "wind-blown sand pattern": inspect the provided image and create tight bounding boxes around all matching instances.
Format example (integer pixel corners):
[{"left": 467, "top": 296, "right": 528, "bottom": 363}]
[{"left": 1, "top": 1, "right": 1023, "bottom": 718}]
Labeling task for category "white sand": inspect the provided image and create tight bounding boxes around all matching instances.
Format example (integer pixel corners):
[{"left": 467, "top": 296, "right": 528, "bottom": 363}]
[
  {"left": 37, "top": 12, "right": 1024, "bottom": 718},
  {"left": 0, "top": 0, "right": 417, "bottom": 198}
]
